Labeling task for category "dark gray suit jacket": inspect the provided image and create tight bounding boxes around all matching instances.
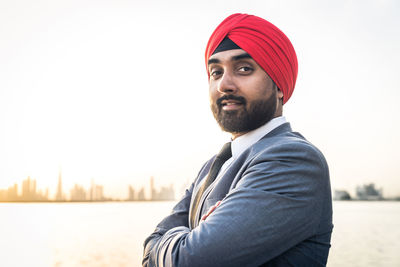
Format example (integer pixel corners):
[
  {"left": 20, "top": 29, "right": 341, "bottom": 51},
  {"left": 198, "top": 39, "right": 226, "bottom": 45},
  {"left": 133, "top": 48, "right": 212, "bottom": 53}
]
[{"left": 143, "top": 123, "right": 333, "bottom": 267}]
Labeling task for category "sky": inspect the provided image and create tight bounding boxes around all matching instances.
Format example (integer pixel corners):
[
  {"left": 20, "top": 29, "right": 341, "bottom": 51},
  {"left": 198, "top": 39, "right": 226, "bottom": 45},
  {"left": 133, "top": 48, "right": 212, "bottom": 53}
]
[{"left": 1, "top": 0, "right": 399, "bottom": 199}]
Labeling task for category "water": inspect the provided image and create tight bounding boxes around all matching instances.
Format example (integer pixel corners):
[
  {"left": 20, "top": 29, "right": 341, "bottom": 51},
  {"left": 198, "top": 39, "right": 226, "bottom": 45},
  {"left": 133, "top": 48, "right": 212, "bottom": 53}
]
[
  {"left": 329, "top": 201, "right": 400, "bottom": 267},
  {"left": 0, "top": 201, "right": 399, "bottom": 267}
]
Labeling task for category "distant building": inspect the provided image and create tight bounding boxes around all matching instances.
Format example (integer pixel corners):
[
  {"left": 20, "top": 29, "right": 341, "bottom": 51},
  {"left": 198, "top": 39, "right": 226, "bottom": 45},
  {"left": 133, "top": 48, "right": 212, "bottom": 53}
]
[
  {"left": 356, "top": 183, "right": 383, "bottom": 200},
  {"left": 0, "top": 184, "right": 18, "bottom": 201},
  {"left": 70, "top": 184, "right": 87, "bottom": 201},
  {"left": 37, "top": 188, "right": 49, "bottom": 201},
  {"left": 21, "top": 176, "right": 40, "bottom": 201},
  {"left": 56, "top": 168, "right": 64, "bottom": 201},
  {"left": 156, "top": 185, "right": 175, "bottom": 200},
  {"left": 0, "top": 189, "right": 6, "bottom": 201},
  {"left": 8, "top": 184, "right": 19, "bottom": 201},
  {"left": 150, "top": 176, "right": 156, "bottom": 200},
  {"left": 334, "top": 190, "right": 351, "bottom": 200},
  {"left": 128, "top": 185, "right": 136, "bottom": 201},
  {"left": 15, "top": 177, "right": 48, "bottom": 201},
  {"left": 137, "top": 187, "right": 146, "bottom": 201},
  {"left": 90, "top": 180, "right": 104, "bottom": 201},
  {"left": 149, "top": 177, "right": 175, "bottom": 201},
  {"left": 22, "top": 176, "right": 32, "bottom": 200}
]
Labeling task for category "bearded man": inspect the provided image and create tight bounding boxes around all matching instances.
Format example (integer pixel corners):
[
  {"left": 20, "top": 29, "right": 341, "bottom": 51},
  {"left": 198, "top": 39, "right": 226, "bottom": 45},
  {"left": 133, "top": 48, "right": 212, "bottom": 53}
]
[{"left": 142, "top": 13, "right": 333, "bottom": 267}]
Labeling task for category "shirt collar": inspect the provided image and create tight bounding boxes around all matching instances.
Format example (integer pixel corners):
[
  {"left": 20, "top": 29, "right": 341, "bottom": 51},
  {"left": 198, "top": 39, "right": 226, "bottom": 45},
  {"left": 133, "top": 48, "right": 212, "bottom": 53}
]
[{"left": 231, "top": 116, "right": 287, "bottom": 159}]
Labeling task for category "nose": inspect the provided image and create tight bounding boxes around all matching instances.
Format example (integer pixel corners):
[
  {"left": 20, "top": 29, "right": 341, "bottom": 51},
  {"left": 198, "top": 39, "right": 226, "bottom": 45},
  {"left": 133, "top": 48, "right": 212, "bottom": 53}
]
[{"left": 216, "top": 71, "right": 237, "bottom": 94}]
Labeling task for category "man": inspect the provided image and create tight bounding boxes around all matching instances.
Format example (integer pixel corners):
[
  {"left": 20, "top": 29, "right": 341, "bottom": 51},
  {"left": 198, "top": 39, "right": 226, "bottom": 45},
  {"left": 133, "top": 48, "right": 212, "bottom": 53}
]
[{"left": 142, "top": 13, "right": 332, "bottom": 267}]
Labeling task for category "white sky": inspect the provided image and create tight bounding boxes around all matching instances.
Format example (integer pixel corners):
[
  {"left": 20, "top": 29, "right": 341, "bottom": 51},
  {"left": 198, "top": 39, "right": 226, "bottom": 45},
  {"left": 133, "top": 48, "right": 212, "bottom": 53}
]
[{"left": 1, "top": 0, "right": 399, "bottom": 198}]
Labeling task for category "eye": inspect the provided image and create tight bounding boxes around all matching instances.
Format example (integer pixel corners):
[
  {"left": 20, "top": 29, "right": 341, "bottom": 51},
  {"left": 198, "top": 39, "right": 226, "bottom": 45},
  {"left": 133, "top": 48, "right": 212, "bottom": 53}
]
[
  {"left": 238, "top": 66, "right": 253, "bottom": 73},
  {"left": 210, "top": 68, "right": 223, "bottom": 79}
]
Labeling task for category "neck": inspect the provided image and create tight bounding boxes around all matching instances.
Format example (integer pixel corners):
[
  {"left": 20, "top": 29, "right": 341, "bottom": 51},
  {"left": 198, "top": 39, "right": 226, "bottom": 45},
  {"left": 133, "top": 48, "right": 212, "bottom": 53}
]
[
  {"left": 231, "top": 132, "right": 245, "bottom": 140},
  {"left": 230, "top": 113, "right": 283, "bottom": 140}
]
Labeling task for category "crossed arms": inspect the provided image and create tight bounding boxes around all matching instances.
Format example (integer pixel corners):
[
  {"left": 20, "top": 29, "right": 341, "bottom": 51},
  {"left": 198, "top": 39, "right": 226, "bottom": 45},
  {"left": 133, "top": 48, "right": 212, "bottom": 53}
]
[{"left": 142, "top": 141, "right": 332, "bottom": 267}]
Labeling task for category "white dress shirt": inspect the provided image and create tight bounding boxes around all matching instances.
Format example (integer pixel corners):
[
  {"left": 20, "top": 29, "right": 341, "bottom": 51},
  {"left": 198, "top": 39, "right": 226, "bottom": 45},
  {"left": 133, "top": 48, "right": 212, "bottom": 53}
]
[{"left": 218, "top": 116, "right": 287, "bottom": 178}]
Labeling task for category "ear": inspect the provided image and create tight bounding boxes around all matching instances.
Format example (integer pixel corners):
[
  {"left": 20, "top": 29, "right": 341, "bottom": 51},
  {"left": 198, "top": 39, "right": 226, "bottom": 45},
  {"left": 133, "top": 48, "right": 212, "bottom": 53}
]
[
  {"left": 274, "top": 87, "right": 284, "bottom": 116},
  {"left": 277, "top": 88, "right": 284, "bottom": 102}
]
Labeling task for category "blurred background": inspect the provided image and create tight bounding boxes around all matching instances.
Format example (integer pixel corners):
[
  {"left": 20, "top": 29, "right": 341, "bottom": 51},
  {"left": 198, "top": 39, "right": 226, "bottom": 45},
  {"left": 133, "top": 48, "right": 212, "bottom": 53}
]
[{"left": 0, "top": 0, "right": 399, "bottom": 266}]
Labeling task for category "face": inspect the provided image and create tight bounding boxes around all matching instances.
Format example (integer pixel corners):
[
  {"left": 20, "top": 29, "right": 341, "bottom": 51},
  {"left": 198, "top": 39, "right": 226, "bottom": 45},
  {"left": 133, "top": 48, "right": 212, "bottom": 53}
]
[{"left": 208, "top": 49, "right": 283, "bottom": 139}]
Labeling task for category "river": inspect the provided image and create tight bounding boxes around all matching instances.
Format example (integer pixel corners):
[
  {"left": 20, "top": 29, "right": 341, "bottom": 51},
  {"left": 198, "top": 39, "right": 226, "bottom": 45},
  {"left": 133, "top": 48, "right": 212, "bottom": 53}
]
[{"left": 0, "top": 201, "right": 399, "bottom": 266}]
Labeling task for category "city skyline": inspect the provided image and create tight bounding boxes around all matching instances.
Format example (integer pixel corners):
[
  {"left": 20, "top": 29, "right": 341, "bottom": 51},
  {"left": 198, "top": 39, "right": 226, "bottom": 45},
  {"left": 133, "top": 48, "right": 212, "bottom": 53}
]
[
  {"left": 0, "top": 173, "right": 176, "bottom": 202},
  {"left": 1, "top": 170, "right": 399, "bottom": 202}
]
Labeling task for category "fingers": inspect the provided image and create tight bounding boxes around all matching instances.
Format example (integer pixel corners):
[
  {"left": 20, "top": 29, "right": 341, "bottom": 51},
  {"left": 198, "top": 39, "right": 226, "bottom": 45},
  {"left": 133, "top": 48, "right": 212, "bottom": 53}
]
[{"left": 201, "top": 200, "right": 222, "bottom": 222}]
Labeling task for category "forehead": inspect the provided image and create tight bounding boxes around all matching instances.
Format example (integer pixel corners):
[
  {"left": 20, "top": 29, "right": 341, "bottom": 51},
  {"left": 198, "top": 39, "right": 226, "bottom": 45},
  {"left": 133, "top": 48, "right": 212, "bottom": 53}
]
[{"left": 207, "top": 49, "right": 254, "bottom": 65}]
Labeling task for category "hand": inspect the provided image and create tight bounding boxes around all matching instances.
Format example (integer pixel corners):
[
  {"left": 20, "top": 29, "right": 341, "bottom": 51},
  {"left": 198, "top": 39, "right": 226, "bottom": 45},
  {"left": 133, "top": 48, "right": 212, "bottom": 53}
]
[{"left": 200, "top": 200, "right": 222, "bottom": 222}]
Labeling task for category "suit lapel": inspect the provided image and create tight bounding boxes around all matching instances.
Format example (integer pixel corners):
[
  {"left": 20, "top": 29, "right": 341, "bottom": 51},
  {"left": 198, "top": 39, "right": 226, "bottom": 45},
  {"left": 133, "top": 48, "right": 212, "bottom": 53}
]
[{"left": 190, "top": 122, "right": 293, "bottom": 228}]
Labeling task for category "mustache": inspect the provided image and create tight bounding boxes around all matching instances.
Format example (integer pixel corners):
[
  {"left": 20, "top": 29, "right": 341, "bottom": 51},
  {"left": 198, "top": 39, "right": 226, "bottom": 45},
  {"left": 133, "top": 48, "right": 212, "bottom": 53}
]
[{"left": 216, "top": 95, "right": 247, "bottom": 107}]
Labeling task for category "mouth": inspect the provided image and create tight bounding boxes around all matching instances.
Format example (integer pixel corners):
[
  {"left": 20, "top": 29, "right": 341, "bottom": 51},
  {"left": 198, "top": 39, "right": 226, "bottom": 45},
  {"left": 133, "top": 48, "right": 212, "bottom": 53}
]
[
  {"left": 217, "top": 96, "right": 246, "bottom": 111},
  {"left": 220, "top": 99, "right": 244, "bottom": 111}
]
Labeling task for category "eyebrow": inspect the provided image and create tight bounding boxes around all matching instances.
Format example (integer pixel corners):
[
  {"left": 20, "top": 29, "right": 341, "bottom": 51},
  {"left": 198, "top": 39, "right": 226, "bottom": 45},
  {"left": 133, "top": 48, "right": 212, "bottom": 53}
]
[
  {"left": 207, "top": 52, "right": 253, "bottom": 66},
  {"left": 232, "top": 53, "right": 253, "bottom": 61}
]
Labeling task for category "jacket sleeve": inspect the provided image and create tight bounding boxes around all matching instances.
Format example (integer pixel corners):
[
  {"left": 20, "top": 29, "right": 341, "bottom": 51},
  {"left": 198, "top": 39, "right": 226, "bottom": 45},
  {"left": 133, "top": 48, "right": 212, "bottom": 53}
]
[
  {"left": 144, "top": 141, "right": 330, "bottom": 267},
  {"left": 142, "top": 181, "right": 194, "bottom": 267}
]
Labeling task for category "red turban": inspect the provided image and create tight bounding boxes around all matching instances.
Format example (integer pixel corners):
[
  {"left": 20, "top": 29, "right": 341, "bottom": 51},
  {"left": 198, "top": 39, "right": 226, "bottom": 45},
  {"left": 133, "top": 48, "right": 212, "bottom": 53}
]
[{"left": 205, "top": 13, "right": 298, "bottom": 104}]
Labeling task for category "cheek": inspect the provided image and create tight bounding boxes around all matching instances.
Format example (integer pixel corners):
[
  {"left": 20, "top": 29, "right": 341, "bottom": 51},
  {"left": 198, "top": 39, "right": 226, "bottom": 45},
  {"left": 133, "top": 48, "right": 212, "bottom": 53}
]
[
  {"left": 208, "top": 83, "right": 219, "bottom": 100},
  {"left": 240, "top": 79, "right": 269, "bottom": 99},
  {"left": 254, "top": 77, "right": 275, "bottom": 97}
]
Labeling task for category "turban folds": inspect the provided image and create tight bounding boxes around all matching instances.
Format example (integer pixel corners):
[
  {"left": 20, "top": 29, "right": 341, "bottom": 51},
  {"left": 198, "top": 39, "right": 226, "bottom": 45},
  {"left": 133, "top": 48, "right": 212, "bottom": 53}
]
[{"left": 205, "top": 13, "right": 298, "bottom": 104}]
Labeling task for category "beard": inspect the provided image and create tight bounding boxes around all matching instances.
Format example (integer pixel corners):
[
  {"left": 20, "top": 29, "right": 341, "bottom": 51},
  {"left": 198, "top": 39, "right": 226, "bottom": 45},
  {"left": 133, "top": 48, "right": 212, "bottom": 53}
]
[{"left": 211, "top": 93, "right": 277, "bottom": 134}]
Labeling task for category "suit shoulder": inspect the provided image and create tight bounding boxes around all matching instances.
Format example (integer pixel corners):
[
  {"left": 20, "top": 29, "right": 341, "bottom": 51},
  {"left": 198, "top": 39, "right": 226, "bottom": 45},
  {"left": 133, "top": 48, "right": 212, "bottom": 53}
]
[{"left": 254, "top": 131, "right": 328, "bottom": 167}]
